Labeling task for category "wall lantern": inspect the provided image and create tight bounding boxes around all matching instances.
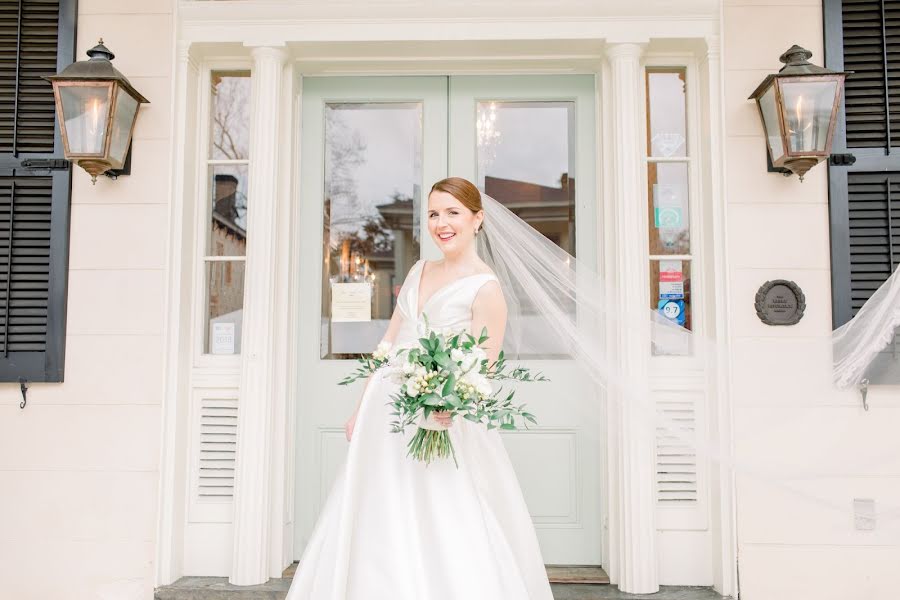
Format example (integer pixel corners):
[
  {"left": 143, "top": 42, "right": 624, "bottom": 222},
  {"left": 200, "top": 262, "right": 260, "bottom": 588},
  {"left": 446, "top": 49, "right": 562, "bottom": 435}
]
[
  {"left": 748, "top": 45, "right": 849, "bottom": 181},
  {"left": 43, "top": 39, "right": 149, "bottom": 184}
]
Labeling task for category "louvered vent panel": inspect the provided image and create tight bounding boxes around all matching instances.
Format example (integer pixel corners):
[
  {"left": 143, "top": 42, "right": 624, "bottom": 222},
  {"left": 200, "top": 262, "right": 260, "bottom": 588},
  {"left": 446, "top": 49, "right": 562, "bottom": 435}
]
[
  {"left": 0, "top": 177, "right": 51, "bottom": 353},
  {"left": 197, "top": 397, "right": 238, "bottom": 500},
  {"left": 0, "top": 0, "right": 60, "bottom": 155},
  {"left": 656, "top": 396, "right": 698, "bottom": 503},
  {"left": 847, "top": 173, "right": 900, "bottom": 314}
]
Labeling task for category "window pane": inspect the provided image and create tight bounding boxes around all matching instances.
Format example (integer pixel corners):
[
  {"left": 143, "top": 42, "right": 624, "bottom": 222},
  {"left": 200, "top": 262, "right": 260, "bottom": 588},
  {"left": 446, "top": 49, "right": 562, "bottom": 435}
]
[
  {"left": 650, "top": 259, "right": 692, "bottom": 355},
  {"left": 210, "top": 71, "right": 251, "bottom": 160},
  {"left": 209, "top": 165, "right": 248, "bottom": 256},
  {"left": 205, "top": 260, "right": 245, "bottom": 355},
  {"left": 321, "top": 102, "right": 423, "bottom": 359},
  {"left": 477, "top": 101, "right": 577, "bottom": 256},
  {"left": 647, "top": 70, "right": 687, "bottom": 158},
  {"left": 648, "top": 162, "right": 690, "bottom": 255}
]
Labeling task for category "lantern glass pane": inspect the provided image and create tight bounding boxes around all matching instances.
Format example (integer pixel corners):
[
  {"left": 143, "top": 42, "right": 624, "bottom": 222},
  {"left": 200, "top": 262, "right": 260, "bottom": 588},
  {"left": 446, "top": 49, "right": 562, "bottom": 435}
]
[
  {"left": 780, "top": 79, "right": 838, "bottom": 153},
  {"left": 59, "top": 84, "right": 111, "bottom": 155},
  {"left": 109, "top": 86, "right": 139, "bottom": 166},
  {"left": 758, "top": 85, "right": 784, "bottom": 163}
]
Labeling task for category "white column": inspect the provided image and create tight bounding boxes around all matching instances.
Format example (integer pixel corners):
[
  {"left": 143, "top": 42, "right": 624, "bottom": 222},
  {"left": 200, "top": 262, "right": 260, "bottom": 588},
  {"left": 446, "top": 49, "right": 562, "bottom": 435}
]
[
  {"left": 230, "top": 44, "right": 289, "bottom": 586},
  {"left": 703, "top": 34, "right": 739, "bottom": 599},
  {"left": 156, "top": 38, "right": 197, "bottom": 588},
  {"left": 606, "top": 41, "right": 659, "bottom": 595}
]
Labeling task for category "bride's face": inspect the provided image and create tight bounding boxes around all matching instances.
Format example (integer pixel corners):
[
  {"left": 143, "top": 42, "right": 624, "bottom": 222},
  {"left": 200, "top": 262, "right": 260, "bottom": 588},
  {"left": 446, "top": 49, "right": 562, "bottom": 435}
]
[{"left": 427, "top": 190, "right": 484, "bottom": 255}]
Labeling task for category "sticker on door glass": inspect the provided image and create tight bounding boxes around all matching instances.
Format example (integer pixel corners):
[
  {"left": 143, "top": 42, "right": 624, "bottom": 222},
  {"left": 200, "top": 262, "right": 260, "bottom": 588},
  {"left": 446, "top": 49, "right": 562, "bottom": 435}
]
[
  {"left": 332, "top": 282, "right": 372, "bottom": 322},
  {"left": 658, "top": 259, "right": 684, "bottom": 300}
]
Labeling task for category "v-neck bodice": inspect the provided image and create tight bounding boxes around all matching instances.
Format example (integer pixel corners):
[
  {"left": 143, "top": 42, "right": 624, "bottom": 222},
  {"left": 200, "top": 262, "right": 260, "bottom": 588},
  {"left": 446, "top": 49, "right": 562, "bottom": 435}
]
[{"left": 392, "top": 259, "right": 499, "bottom": 349}]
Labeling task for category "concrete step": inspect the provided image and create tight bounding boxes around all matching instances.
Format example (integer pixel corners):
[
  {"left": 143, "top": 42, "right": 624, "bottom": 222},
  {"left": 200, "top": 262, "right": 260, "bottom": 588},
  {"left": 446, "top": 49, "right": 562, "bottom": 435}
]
[
  {"left": 154, "top": 577, "right": 289, "bottom": 600},
  {"left": 155, "top": 576, "right": 729, "bottom": 600}
]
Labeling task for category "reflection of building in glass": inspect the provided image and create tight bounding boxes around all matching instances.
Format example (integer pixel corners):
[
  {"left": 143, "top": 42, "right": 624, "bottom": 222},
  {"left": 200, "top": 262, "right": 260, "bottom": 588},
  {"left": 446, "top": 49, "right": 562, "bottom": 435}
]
[
  {"left": 484, "top": 173, "right": 576, "bottom": 255},
  {"left": 322, "top": 186, "right": 420, "bottom": 359},
  {"left": 210, "top": 173, "right": 246, "bottom": 323}
]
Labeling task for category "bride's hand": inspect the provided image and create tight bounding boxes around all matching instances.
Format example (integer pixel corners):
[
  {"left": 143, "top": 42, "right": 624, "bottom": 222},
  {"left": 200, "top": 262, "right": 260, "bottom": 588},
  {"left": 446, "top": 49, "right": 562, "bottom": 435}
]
[
  {"left": 433, "top": 410, "right": 453, "bottom": 428},
  {"left": 418, "top": 410, "right": 454, "bottom": 430},
  {"left": 344, "top": 410, "right": 358, "bottom": 442}
]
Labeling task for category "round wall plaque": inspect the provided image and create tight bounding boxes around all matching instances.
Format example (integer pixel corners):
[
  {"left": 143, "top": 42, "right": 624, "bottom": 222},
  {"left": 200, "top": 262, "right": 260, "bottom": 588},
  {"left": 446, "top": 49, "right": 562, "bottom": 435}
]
[{"left": 755, "top": 279, "right": 805, "bottom": 326}]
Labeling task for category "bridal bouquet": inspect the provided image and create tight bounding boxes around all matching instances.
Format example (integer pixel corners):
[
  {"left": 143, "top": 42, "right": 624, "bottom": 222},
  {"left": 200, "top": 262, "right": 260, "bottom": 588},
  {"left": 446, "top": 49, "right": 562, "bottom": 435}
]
[{"left": 338, "top": 315, "right": 548, "bottom": 467}]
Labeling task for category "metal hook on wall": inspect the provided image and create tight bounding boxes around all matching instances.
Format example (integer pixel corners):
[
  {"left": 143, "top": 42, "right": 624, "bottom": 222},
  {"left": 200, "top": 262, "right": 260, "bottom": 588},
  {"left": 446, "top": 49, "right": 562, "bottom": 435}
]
[
  {"left": 859, "top": 378, "right": 869, "bottom": 412},
  {"left": 18, "top": 377, "right": 28, "bottom": 409}
]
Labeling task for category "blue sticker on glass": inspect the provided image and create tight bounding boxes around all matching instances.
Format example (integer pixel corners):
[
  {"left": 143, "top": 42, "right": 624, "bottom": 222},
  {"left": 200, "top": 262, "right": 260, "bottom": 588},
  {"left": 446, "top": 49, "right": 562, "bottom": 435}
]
[{"left": 658, "top": 299, "right": 685, "bottom": 326}]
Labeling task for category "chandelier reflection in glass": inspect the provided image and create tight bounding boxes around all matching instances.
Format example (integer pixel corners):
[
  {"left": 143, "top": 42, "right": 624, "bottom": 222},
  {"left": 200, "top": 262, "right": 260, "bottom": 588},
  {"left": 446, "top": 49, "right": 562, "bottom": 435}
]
[{"left": 476, "top": 102, "right": 502, "bottom": 173}]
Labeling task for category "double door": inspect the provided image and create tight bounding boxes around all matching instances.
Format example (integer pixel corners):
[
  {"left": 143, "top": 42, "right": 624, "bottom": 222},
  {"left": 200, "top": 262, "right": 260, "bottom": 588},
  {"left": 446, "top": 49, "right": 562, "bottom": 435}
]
[{"left": 294, "top": 74, "right": 603, "bottom": 565}]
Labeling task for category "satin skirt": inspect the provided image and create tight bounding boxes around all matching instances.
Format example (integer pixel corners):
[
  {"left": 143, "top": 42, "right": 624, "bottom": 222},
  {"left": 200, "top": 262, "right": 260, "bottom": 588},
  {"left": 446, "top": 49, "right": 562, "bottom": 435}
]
[{"left": 285, "top": 368, "right": 554, "bottom": 600}]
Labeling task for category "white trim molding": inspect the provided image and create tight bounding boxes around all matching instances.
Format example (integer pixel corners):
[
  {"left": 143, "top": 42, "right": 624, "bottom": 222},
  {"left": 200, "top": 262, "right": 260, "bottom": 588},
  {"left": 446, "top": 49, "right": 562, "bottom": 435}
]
[
  {"left": 155, "top": 19, "right": 736, "bottom": 593},
  {"left": 605, "top": 40, "right": 660, "bottom": 595},
  {"left": 229, "top": 44, "right": 290, "bottom": 586},
  {"left": 700, "top": 33, "right": 739, "bottom": 599},
  {"left": 156, "top": 38, "right": 200, "bottom": 587}
]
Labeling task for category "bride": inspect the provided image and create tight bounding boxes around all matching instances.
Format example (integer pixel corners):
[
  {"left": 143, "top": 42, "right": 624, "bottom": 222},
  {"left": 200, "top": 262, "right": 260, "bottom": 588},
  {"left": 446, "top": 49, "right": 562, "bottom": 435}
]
[{"left": 285, "top": 177, "right": 555, "bottom": 599}]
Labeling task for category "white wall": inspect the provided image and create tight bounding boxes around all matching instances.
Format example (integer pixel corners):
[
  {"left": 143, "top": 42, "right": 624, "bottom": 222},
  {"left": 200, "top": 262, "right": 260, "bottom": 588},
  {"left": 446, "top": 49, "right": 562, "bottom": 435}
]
[
  {"left": 0, "top": 1, "right": 175, "bottom": 598},
  {"left": 723, "top": 1, "right": 900, "bottom": 598}
]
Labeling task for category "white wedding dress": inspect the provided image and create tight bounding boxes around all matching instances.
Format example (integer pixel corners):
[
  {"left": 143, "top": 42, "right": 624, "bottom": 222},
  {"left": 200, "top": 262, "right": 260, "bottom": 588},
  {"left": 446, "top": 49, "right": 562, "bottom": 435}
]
[{"left": 286, "top": 258, "right": 555, "bottom": 600}]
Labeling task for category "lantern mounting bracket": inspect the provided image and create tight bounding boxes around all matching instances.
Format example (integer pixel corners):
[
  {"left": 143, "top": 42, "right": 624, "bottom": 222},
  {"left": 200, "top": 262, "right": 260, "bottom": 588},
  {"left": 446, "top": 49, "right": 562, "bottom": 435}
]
[
  {"left": 20, "top": 159, "right": 69, "bottom": 171},
  {"left": 766, "top": 151, "right": 858, "bottom": 175},
  {"left": 102, "top": 142, "right": 133, "bottom": 180},
  {"left": 829, "top": 153, "right": 857, "bottom": 167}
]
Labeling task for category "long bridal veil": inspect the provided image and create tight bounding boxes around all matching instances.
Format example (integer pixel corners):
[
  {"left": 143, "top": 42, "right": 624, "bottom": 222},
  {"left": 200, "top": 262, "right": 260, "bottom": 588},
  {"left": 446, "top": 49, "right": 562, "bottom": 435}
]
[
  {"left": 832, "top": 265, "right": 900, "bottom": 390},
  {"left": 475, "top": 191, "right": 691, "bottom": 394},
  {"left": 474, "top": 189, "right": 900, "bottom": 540}
]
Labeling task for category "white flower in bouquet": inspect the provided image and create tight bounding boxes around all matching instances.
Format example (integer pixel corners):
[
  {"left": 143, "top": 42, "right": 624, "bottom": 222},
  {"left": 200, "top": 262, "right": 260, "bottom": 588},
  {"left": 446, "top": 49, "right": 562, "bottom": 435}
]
[
  {"left": 401, "top": 359, "right": 417, "bottom": 376},
  {"left": 338, "top": 315, "right": 548, "bottom": 468},
  {"left": 372, "top": 340, "right": 392, "bottom": 361}
]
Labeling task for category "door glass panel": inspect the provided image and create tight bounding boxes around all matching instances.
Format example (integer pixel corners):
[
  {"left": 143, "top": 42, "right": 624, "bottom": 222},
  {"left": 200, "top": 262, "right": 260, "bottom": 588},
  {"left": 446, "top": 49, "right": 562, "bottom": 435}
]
[
  {"left": 321, "top": 102, "right": 423, "bottom": 359},
  {"left": 647, "top": 70, "right": 687, "bottom": 158},
  {"left": 209, "top": 165, "right": 248, "bottom": 256},
  {"left": 476, "top": 100, "right": 577, "bottom": 359},
  {"left": 205, "top": 260, "right": 245, "bottom": 355},
  {"left": 476, "top": 100, "right": 576, "bottom": 256},
  {"left": 648, "top": 162, "right": 690, "bottom": 255}
]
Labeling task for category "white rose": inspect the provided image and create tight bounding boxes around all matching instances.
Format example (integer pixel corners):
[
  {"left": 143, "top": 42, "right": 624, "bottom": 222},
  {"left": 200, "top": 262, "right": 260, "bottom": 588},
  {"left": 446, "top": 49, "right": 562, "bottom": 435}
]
[
  {"left": 461, "top": 369, "right": 481, "bottom": 386},
  {"left": 401, "top": 360, "right": 416, "bottom": 375},
  {"left": 404, "top": 377, "right": 421, "bottom": 397},
  {"left": 476, "top": 378, "right": 493, "bottom": 397},
  {"left": 450, "top": 348, "right": 466, "bottom": 364},
  {"left": 460, "top": 353, "right": 479, "bottom": 372},
  {"left": 372, "top": 340, "right": 393, "bottom": 360}
]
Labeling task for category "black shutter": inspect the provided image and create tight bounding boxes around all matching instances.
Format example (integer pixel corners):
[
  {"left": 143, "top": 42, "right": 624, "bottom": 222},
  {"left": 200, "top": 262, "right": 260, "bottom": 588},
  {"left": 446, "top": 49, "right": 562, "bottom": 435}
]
[
  {"left": 0, "top": 0, "right": 75, "bottom": 383},
  {"left": 826, "top": 0, "right": 900, "bottom": 382}
]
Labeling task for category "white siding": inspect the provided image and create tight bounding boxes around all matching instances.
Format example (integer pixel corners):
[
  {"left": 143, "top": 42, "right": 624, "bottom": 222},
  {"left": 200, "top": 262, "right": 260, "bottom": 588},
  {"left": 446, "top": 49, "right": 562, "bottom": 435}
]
[
  {"left": 0, "top": 0, "right": 175, "bottom": 598},
  {"left": 723, "top": 2, "right": 900, "bottom": 598}
]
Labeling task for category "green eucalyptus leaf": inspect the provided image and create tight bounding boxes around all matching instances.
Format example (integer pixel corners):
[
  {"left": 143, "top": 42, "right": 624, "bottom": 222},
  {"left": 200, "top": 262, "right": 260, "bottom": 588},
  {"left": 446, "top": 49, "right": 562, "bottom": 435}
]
[
  {"left": 442, "top": 373, "right": 456, "bottom": 396},
  {"left": 422, "top": 393, "right": 443, "bottom": 406},
  {"left": 444, "top": 393, "right": 463, "bottom": 409}
]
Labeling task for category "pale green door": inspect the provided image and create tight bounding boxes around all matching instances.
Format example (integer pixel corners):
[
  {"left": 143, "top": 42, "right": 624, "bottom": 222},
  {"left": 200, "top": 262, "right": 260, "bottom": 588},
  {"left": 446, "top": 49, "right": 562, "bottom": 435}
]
[{"left": 296, "top": 74, "right": 602, "bottom": 565}]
